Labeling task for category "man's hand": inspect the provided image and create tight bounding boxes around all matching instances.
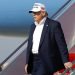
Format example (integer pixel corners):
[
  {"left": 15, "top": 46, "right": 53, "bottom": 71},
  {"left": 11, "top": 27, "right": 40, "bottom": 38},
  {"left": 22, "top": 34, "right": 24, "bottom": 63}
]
[
  {"left": 25, "top": 64, "right": 28, "bottom": 74},
  {"left": 64, "top": 62, "right": 72, "bottom": 69}
]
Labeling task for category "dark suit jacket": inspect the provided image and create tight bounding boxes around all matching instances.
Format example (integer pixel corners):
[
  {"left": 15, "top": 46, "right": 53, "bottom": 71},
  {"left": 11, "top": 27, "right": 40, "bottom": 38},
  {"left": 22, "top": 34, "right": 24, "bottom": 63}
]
[{"left": 26, "top": 17, "right": 69, "bottom": 73}]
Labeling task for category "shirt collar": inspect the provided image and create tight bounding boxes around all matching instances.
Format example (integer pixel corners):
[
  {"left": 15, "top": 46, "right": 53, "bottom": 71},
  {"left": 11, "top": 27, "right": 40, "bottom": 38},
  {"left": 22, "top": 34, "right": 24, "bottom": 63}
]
[{"left": 34, "top": 17, "right": 47, "bottom": 26}]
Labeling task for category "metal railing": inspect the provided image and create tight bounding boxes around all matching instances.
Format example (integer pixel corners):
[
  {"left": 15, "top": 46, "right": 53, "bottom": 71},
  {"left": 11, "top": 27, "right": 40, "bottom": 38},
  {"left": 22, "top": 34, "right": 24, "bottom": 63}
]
[
  {"left": 62, "top": 60, "right": 75, "bottom": 75},
  {"left": 0, "top": 0, "right": 72, "bottom": 71},
  {"left": 0, "top": 39, "right": 28, "bottom": 71},
  {"left": 51, "top": 0, "right": 72, "bottom": 19}
]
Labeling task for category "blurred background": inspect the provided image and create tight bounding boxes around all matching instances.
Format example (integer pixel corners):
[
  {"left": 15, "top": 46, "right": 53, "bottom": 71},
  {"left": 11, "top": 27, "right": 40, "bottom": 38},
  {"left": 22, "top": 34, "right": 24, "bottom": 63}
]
[{"left": 0, "top": 0, "right": 75, "bottom": 75}]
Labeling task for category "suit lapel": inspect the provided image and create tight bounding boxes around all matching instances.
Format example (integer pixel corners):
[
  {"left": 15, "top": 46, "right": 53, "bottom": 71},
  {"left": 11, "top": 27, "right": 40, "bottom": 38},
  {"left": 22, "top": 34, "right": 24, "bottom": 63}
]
[
  {"left": 29, "top": 24, "right": 36, "bottom": 48},
  {"left": 30, "top": 24, "right": 36, "bottom": 38},
  {"left": 39, "top": 18, "right": 49, "bottom": 47}
]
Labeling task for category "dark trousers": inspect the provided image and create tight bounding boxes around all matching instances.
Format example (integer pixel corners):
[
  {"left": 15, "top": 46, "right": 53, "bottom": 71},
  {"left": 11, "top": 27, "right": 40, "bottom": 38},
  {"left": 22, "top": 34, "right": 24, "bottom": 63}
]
[{"left": 31, "top": 54, "right": 53, "bottom": 75}]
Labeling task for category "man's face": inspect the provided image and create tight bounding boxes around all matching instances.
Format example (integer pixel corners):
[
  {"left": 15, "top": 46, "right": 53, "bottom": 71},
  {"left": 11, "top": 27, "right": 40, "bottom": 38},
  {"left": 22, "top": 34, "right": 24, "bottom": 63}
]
[{"left": 32, "top": 11, "right": 44, "bottom": 23}]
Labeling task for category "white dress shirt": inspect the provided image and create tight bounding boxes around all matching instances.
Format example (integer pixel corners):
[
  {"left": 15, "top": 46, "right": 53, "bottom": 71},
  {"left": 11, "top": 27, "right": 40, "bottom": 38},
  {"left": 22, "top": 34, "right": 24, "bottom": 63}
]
[{"left": 32, "top": 17, "right": 47, "bottom": 54}]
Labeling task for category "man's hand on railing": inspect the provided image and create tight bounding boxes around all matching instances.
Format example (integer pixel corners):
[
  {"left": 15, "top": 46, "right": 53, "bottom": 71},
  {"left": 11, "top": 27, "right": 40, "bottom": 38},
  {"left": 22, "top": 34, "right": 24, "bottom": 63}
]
[{"left": 64, "top": 62, "right": 73, "bottom": 69}]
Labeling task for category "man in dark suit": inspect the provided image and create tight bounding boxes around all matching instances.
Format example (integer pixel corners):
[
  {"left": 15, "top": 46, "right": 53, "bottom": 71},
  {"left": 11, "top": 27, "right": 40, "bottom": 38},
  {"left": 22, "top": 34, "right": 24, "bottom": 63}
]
[{"left": 25, "top": 3, "right": 72, "bottom": 75}]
